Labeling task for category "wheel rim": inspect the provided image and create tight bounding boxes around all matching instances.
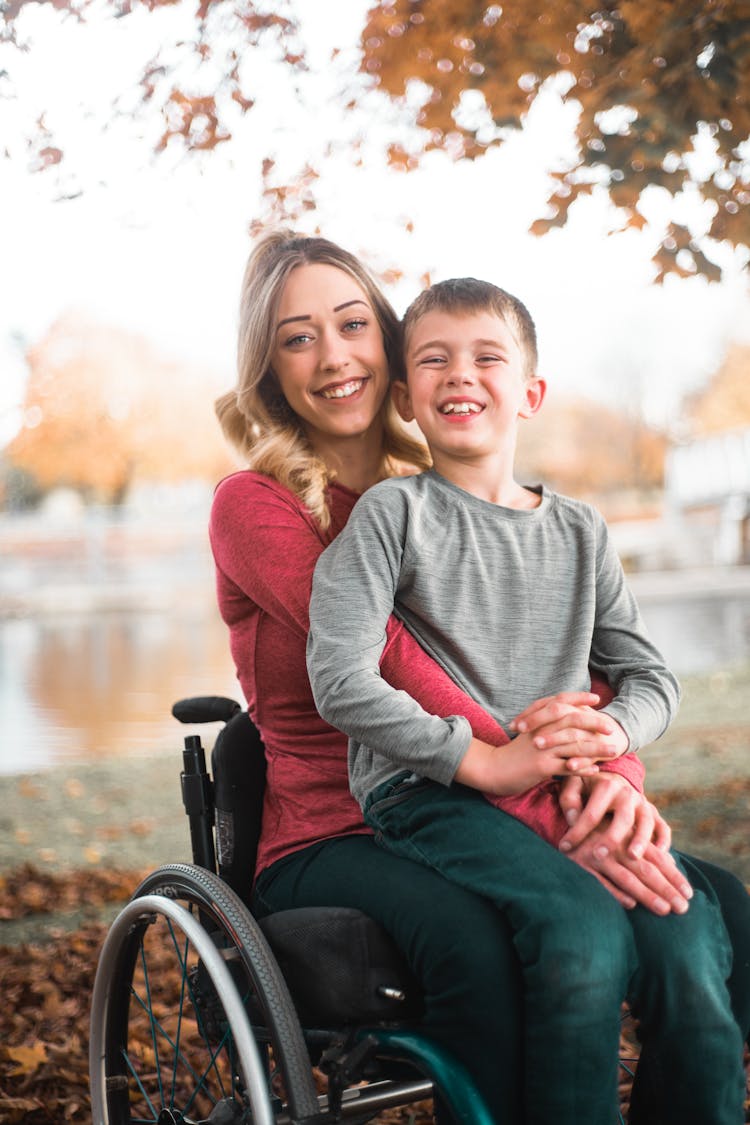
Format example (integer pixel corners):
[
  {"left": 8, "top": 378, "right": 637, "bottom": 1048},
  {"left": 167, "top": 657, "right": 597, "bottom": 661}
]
[
  {"left": 126, "top": 913, "right": 244, "bottom": 1120},
  {"left": 91, "top": 895, "right": 274, "bottom": 1125}
]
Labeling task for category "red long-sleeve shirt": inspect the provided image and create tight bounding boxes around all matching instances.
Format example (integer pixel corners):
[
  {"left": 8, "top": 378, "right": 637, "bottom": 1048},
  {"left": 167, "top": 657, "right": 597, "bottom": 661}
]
[{"left": 209, "top": 471, "right": 644, "bottom": 876}]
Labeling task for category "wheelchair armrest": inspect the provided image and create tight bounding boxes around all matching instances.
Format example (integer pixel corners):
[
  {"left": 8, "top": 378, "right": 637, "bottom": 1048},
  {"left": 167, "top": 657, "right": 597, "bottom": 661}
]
[{"left": 258, "top": 907, "right": 424, "bottom": 1027}]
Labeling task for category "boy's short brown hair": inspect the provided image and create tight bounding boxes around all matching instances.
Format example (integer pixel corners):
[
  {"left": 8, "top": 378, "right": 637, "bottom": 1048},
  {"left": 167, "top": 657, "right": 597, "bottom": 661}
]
[{"left": 402, "top": 277, "right": 538, "bottom": 377}]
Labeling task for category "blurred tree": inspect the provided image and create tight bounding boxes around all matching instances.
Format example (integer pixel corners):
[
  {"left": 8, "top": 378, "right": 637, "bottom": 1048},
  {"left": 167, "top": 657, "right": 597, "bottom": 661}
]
[
  {"left": 5, "top": 314, "right": 235, "bottom": 504},
  {"left": 0, "top": 462, "right": 45, "bottom": 511},
  {"left": 362, "top": 0, "right": 749, "bottom": 282},
  {"left": 683, "top": 343, "right": 750, "bottom": 433},
  {"left": 516, "top": 392, "right": 667, "bottom": 500},
  {"left": 3, "top": 0, "right": 748, "bottom": 280}
]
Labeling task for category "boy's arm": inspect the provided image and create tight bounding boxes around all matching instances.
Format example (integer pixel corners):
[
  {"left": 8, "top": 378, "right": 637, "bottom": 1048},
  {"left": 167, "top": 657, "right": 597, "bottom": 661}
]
[
  {"left": 307, "top": 491, "right": 474, "bottom": 786},
  {"left": 588, "top": 515, "right": 681, "bottom": 751}
]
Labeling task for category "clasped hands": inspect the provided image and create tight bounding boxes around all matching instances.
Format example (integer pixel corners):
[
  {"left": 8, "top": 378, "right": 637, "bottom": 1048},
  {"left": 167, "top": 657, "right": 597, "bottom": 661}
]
[{"left": 459, "top": 691, "right": 693, "bottom": 917}]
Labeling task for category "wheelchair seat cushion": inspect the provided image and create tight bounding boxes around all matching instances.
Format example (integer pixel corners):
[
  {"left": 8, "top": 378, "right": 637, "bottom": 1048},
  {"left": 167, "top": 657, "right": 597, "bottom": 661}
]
[{"left": 258, "top": 906, "right": 424, "bottom": 1026}]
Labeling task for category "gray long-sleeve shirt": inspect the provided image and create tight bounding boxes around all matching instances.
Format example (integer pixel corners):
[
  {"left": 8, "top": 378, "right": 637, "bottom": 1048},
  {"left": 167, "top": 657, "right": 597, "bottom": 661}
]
[{"left": 307, "top": 470, "right": 680, "bottom": 809}]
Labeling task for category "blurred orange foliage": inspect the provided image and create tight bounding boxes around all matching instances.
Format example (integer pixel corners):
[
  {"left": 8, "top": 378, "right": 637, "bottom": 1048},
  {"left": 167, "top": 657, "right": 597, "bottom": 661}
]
[
  {"left": 516, "top": 393, "right": 667, "bottom": 502},
  {"left": 4, "top": 1, "right": 748, "bottom": 281},
  {"left": 683, "top": 345, "right": 750, "bottom": 436},
  {"left": 6, "top": 314, "right": 236, "bottom": 503}
]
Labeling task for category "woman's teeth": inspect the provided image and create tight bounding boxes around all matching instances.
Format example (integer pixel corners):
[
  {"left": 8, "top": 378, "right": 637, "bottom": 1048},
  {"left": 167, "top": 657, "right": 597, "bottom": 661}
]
[{"left": 320, "top": 379, "right": 364, "bottom": 399}]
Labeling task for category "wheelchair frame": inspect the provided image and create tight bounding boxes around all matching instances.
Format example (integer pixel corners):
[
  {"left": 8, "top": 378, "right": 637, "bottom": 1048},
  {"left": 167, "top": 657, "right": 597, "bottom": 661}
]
[{"left": 89, "top": 696, "right": 498, "bottom": 1125}]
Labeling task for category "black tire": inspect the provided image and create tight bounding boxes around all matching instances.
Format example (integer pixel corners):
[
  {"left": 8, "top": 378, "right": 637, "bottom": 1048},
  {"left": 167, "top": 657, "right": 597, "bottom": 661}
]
[{"left": 90, "top": 863, "right": 319, "bottom": 1124}]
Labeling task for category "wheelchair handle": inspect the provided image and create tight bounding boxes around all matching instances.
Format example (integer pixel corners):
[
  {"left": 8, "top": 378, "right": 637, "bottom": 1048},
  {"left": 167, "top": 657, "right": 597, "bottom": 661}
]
[
  {"left": 181, "top": 735, "right": 217, "bottom": 872},
  {"left": 172, "top": 696, "right": 242, "bottom": 725}
]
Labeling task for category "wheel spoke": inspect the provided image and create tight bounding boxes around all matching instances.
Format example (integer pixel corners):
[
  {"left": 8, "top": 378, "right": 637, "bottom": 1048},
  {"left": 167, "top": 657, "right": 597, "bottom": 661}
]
[
  {"left": 139, "top": 936, "right": 164, "bottom": 1110},
  {"left": 124, "top": 923, "right": 230, "bottom": 1116},
  {"left": 166, "top": 919, "right": 191, "bottom": 1107}
]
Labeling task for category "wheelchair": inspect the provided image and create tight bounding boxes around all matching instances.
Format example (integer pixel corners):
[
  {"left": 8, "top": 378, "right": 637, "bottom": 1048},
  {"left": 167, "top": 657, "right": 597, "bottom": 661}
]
[{"left": 89, "top": 696, "right": 639, "bottom": 1124}]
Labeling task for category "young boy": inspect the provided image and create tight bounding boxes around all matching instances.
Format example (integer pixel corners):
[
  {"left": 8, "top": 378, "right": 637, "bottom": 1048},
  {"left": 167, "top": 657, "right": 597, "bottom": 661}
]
[{"left": 306, "top": 279, "right": 745, "bottom": 1125}]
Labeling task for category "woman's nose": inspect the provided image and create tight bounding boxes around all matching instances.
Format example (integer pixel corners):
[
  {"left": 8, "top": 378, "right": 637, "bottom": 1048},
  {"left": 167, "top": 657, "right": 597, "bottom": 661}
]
[{"left": 319, "top": 327, "right": 348, "bottom": 371}]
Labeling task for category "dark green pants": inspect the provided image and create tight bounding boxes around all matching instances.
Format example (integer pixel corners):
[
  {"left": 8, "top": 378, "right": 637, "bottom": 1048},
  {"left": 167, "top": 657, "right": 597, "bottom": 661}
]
[
  {"left": 254, "top": 820, "right": 750, "bottom": 1123},
  {"left": 253, "top": 832, "right": 525, "bottom": 1122},
  {"left": 363, "top": 778, "right": 745, "bottom": 1125}
]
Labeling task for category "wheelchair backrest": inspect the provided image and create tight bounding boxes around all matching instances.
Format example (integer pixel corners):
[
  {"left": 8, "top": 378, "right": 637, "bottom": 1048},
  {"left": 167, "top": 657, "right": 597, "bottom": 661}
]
[{"left": 211, "top": 710, "right": 267, "bottom": 908}]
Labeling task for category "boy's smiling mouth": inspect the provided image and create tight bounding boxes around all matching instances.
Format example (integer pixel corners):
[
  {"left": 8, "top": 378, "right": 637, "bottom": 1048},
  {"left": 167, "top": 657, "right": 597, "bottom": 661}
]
[
  {"left": 318, "top": 377, "right": 369, "bottom": 400},
  {"left": 438, "top": 399, "right": 484, "bottom": 416}
]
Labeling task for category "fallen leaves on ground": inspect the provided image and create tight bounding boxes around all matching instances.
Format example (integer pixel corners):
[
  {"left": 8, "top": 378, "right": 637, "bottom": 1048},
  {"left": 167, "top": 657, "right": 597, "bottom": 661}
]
[
  {"left": 0, "top": 862, "right": 144, "bottom": 920},
  {"left": 1, "top": 918, "right": 114, "bottom": 1122},
  {"left": 0, "top": 865, "right": 746, "bottom": 1123},
  {"left": 0, "top": 866, "right": 145, "bottom": 1123}
]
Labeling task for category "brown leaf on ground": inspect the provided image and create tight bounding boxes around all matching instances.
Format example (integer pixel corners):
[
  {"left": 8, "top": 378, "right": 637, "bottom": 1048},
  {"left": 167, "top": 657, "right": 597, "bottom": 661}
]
[{"left": 0, "top": 1043, "right": 48, "bottom": 1076}]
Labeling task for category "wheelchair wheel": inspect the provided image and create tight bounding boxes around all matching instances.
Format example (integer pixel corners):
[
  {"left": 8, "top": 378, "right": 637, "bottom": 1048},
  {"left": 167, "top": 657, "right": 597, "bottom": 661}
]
[{"left": 90, "top": 863, "right": 320, "bottom": 1124}]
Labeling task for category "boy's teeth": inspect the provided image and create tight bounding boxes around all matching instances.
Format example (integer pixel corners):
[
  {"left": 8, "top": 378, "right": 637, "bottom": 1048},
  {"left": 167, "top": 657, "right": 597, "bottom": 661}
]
[
  {"left": 320, "top": 379, "right": 363, "bottom": 399},
  {"left": 441, "top": 402, "right": 482, "bottom": 414}
]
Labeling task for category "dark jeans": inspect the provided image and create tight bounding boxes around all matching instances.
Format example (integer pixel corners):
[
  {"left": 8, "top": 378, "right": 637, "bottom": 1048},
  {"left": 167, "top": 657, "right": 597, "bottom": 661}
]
[
  {"left": 253, "top": 833, "right": 525, "bottom": 1123},
  {"left": 683, "top": 852, "right": 750, "bottom": 1042},
  {"left": 364, "top": 777, "right": 746, "bottom": 1125},
  {"left": 251, "top": 832, "right": 521, "bottom": 1120},
  {"left": 254, "top": 817, "right": 750, "bottom": 1123}
]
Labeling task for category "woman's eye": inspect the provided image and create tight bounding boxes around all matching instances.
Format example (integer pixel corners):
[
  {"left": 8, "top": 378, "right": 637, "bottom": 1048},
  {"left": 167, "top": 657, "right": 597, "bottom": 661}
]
[
  {"left": 342, "top": 317, "right": 368, "bottom": 333},
  {"left": 285, "top": 332, "right": 313, "bottom": 347}
]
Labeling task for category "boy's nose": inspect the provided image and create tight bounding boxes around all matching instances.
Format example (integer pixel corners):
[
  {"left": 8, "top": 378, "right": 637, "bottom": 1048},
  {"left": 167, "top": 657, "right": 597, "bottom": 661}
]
[{"left": 445, "top": 363, "right": 475, "bottom": 385}]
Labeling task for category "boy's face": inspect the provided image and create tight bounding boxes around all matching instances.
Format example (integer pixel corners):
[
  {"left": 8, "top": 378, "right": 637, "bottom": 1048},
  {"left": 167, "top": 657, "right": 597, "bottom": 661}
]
[{"left": 394, "top": 308, "right": 545, "bottom": 467}]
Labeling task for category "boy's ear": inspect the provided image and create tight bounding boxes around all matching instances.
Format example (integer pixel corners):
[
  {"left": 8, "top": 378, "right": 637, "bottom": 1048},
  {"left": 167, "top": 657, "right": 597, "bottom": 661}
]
[
  {"left": 391, "top": 380, "right": 415, "bottom": 423},
  {"left": 518, "top": 376, "right": 546, "bottom": 419}
]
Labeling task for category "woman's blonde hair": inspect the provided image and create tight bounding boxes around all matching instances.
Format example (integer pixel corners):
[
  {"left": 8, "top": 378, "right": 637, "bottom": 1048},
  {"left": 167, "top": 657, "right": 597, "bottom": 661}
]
[{"left": 216, "top": 229, "right": 431, "bottom": 528}]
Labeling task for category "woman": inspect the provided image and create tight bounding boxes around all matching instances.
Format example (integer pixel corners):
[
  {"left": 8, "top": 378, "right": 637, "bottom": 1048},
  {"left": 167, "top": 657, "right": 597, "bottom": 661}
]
[{"left": 210, "top": 230, "right": 749, "bottom": 1122}]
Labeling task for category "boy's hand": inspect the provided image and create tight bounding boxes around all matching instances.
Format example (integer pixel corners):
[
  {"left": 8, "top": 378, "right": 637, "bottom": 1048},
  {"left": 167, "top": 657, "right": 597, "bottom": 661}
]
[
  {"left": 510, "top": 691, "right": 602, "bottom": 732},
  {"left": 509, "top": 692, "right": 628, "bottom": 771},
  {"left": 456, "top": 733, "right": 600, "bottom": 797}
]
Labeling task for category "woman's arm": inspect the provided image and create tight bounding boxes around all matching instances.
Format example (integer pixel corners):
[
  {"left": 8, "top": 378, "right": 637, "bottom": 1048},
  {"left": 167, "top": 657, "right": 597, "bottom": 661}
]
[{"left": 381, "top": 622, "right": 647, "bottom": 840}]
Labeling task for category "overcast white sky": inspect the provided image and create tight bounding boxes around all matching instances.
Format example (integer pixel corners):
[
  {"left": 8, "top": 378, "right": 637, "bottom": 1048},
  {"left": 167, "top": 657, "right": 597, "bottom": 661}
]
[{"left": 2, "top": 0, "right": 749, "bottom": 449}]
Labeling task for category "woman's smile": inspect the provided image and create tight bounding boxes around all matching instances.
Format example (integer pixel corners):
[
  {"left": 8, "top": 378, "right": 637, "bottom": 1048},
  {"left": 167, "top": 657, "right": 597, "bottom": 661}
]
[{"left": 317, "top": 376, "right": 371, "bottom": 400}]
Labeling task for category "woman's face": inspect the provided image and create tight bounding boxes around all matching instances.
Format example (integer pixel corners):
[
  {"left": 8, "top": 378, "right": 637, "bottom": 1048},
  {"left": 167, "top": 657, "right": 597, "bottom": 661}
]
[{"left": 270, "top": 263, "right": 391, "bottom": 452}]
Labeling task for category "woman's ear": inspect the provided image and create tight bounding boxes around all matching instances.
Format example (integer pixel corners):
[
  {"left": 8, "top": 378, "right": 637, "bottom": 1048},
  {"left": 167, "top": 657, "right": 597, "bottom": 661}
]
[
  {"left": 391, "top": 380, "right": 415, "bottom": 422},
  {"left": 518, "top": 377, "right": 546, "bottom": 419}
]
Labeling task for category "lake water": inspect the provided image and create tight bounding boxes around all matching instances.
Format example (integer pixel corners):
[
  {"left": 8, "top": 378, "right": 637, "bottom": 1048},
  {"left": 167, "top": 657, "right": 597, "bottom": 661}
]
[
  {"left": 0, "top": 510, "right": 242, "bottom": 774},
  {"left": 0, "top": 604, "right": 241, "bottom": 774},
  {"left": 2, "top": 509, "right": 750, "bottom": 774}
]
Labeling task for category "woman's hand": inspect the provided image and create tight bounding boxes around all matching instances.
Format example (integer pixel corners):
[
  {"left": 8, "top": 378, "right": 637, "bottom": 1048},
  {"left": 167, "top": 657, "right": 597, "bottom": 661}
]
[
  {"left": 566, "top": 834, "right": 693, "bottom": 915},
  {"left": 556, "top": 772, "right": 691, "bottom": 915},
  {"left": 558, "top": 773, "right": 671, "bottom": 858}
]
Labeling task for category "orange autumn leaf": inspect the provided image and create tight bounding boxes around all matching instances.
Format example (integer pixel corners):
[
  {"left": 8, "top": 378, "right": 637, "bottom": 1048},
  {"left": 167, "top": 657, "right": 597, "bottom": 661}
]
[{"left": 1, "top": 1042, "right": 48, "bottom": 1076}]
